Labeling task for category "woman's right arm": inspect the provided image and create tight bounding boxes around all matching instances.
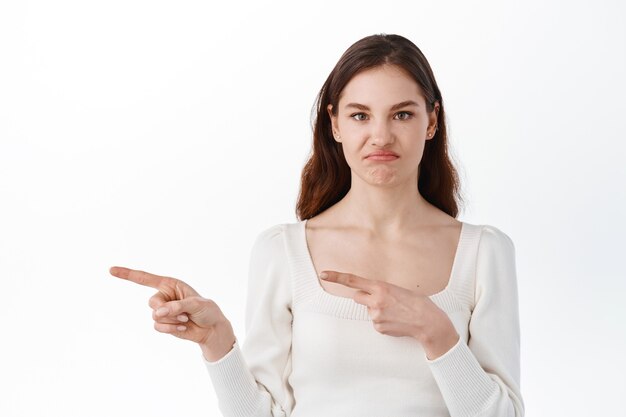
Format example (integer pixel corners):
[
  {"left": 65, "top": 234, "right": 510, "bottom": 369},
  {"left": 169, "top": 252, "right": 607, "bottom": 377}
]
[
  {"left": 110, "top": 225, "right": 294, "bottom": 416},
  {"left": 203, "top": 225, "right": 294, "bottom": 417}
]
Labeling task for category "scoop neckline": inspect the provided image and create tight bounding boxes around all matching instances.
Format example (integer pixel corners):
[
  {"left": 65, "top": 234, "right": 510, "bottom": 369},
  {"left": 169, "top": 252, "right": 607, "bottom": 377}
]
[{"left": 300, "top": 218, "right": 466, "bottom": 305}]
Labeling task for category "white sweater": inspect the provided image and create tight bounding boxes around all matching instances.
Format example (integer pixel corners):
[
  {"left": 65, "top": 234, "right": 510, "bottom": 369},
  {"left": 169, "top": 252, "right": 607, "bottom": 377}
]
[{"left": 204, "top": 220, "right": 524, "bottom": 417}]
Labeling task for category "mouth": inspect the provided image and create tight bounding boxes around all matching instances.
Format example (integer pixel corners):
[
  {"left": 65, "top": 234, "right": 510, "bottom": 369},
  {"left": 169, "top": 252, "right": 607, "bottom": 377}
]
[{"left": 365, "top": 151, "right": 399, "bottom": 161}]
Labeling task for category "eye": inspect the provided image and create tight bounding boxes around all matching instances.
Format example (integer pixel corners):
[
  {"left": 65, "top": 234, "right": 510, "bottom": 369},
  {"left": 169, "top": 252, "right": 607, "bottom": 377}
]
[
  {"left": 350, "top": 112, "right": 368, "bottom": 121},
  {"left": 394, "top": 111, "right": 413, "bottom": 120}
]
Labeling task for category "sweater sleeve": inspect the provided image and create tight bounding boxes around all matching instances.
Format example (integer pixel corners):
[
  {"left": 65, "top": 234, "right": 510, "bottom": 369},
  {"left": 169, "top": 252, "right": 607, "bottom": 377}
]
[
  {"left": 426, "top": 225, "right": 525, "bottom": 417},
  {"left": 203, "top": 225, "right": 294, "bottom": 417}
]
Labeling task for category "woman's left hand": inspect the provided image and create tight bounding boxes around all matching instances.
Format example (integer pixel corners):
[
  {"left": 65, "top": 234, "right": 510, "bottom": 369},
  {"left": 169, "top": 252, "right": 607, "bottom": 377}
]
[{"left": 320, "top": 270, "right": 460, "bottom": 360}]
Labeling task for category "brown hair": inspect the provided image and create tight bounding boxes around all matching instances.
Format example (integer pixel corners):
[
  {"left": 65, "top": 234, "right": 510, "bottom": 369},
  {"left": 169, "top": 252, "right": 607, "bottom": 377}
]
[{"left": 295, "top": 34, "right": 462, "bottom": 220}]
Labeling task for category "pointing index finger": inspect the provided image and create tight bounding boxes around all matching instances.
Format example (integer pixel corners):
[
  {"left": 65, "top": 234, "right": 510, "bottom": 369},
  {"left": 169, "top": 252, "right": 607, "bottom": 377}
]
[
  {"left": 109, "top": 266, "right": 168, "bottom": 290},
  {"left": 320, "top": 270, "right": 376, "bottom": 293}
]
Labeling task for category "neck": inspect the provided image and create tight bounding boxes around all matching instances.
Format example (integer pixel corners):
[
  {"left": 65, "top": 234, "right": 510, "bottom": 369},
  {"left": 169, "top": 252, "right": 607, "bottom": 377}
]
[{"left": 336, "top": 176, "right": 431, "bottom": 235}]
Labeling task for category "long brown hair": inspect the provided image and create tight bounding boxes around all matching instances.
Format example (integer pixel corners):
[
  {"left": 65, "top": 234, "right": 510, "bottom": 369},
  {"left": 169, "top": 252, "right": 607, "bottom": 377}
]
[{"left": 296, "top": 34, "right": 462, "bottom": 220}]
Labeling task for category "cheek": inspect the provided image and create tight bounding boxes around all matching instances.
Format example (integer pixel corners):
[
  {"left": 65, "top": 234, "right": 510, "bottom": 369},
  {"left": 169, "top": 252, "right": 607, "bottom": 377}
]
[{"left": 337, "top": 121, "right": 362, "bottom": 137}]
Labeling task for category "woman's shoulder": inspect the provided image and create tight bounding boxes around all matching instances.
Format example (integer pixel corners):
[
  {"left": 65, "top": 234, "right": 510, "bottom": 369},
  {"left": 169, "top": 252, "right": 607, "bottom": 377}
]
[
  {"left": 253, "top": 222, "right": 285, "bottom": 241},
  {"left": 253, "top": 220, "right": 302, "bottom": 238},
  {"left": 460, "top": 221, "right": 516, "bottom": 266},
  {"left": 250, "top": 220, "right": 303, "bottom": 252},
  {"left": 461, "top": 221, "right": 514, "bottom": 245}
]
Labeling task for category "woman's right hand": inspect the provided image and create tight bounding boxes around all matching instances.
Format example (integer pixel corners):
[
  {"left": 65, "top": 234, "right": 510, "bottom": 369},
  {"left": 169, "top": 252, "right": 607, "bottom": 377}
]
[{"left": 109, "top": 266, "right": 236, "bottom": 361}]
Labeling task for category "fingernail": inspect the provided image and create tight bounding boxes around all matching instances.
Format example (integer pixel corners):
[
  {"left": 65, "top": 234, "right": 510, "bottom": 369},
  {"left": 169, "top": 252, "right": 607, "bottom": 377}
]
[
  {"left": 156, "top": 307, "right": 169, "bottom": 317},
  {"left": 177, "top": 314, "right": 188, "bottom": 322},
  {"left": 319, "top": 272, "right": 328, "bottom": 280},
  {"left": 176, "top": 325, "right": 187, "bottom": 331}
]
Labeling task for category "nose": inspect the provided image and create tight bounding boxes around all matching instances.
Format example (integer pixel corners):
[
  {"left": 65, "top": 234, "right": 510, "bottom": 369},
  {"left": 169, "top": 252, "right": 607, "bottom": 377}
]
[{"left": 369, "top": 118, "right": 394, "bottom": 147}]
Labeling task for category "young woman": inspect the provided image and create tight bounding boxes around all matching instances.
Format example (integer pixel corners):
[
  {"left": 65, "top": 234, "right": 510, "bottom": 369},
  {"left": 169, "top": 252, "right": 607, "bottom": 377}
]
[{"left": 111, "top": 34, "right": 524, "bottom": 417}]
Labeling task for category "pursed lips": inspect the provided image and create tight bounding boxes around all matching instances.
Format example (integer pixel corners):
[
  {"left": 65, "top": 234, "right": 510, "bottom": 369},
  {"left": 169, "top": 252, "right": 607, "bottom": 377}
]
[{"left": 365, "top": 151, "right": 399, "bottom": 160}]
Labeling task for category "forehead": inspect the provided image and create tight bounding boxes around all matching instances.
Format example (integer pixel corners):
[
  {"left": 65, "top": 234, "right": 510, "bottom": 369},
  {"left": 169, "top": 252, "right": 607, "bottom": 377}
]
[{"left": 338, "top": 65, "right": 426, "bottom": 107}]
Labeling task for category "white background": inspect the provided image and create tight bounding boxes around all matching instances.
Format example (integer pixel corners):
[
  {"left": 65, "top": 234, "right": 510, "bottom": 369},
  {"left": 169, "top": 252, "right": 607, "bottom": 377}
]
[{"left": 1, "top": 0, "right": 625, "bottom": 415}]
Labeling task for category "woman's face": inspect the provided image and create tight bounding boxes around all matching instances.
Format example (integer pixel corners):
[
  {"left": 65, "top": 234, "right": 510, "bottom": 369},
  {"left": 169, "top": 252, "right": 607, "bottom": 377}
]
[{"left": 328, "top": 64, "right": 439, "bottom": 187}]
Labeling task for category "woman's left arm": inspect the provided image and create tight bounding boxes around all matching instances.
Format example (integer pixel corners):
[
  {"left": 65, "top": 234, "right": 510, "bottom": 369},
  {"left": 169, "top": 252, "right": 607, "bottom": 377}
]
[
  {"left": 425, "top": 225, "right": 524, "bottom": 417},
  {"left": 320, "top": 225, "right": 524, "bottom": 417}
]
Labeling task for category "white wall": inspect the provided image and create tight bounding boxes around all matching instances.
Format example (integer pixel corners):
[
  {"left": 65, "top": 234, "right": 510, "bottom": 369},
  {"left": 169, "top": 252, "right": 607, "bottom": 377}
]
[{"left": 1, "top": 0, "right": 624, "bottom": 415}]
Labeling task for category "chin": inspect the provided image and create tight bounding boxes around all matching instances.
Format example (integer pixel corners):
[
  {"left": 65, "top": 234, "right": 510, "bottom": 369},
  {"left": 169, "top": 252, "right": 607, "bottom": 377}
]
[{"left": 366, "top": 167, "right": 398, "bottom": 185}]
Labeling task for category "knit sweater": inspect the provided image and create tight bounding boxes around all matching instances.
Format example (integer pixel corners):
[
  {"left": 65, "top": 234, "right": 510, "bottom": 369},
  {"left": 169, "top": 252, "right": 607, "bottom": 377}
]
[{"left": 203, "top": 220, "right": 524, "bottom": 417}]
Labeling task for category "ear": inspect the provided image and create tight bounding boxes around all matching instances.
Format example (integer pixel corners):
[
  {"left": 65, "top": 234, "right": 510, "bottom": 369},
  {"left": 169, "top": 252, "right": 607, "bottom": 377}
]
[
  {"left": 427, "top": 101, "right": 440, "bottom": 140},
  {"left": 327, "top": 104, "right": 341, "bottom": 143}
]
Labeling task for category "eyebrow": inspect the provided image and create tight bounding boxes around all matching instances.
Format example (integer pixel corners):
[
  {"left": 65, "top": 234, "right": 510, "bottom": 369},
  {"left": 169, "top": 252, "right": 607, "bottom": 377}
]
[{"left": 344, "top": 100, "right": 420, "bottom": 111}]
